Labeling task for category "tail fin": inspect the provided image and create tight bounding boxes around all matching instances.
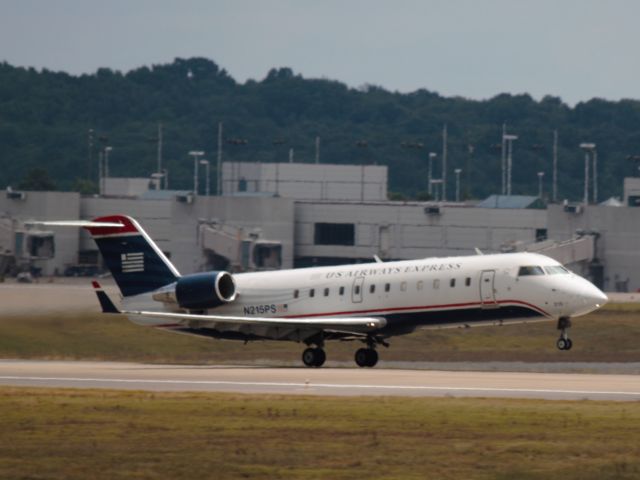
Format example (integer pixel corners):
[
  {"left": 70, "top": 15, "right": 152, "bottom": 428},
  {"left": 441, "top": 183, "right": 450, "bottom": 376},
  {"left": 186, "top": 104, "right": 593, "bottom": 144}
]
[{"left": 84, "top": 215, "right": 180, "bottom": 297}]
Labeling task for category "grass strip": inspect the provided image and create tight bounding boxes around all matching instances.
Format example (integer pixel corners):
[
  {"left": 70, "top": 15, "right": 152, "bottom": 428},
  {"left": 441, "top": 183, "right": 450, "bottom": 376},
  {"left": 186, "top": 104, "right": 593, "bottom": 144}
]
[
  {"left": 0, "top": 310, "right": 639, "bottom": 364},
  {"left": 0, "top": 387, "right": 639, "bottom": 480}
]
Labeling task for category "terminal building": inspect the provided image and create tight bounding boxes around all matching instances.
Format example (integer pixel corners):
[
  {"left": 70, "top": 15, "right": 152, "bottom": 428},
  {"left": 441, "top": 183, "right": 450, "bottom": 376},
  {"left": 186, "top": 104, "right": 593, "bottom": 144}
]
[{"left": 1, "top": 161, "right": 639, "bottom": 292}]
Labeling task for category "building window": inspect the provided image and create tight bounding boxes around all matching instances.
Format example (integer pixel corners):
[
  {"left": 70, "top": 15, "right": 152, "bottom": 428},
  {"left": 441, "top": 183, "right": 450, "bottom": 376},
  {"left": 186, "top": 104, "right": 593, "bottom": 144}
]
[
  {"left": 384, "top": 283, "right": 390, "bottom": 292},
  {"left": 465, "top": 277, "right": 471, "bottom": 287},
  {"left": 370, "top": 284, "right": 376, "bottom": 294},
  {"left": 310, "top": 289, "right": 315, "bottom": 298},
  {"left": 294, "top": 289, "right": 299, "bottom": 299},
  {"left": 324, "top": 288, "right": 330, "bottom": 297},
  {"left": 314, "top": 223, "right": 355, "bottom": 246},
  {"left": 433, "top": 279, "right": 440, "bottom": 289},
  {"left": 417, "top": 280, "right": 424, "bottom": 290},
  {"left": 450, "top": 279, "right": 456, "bottom": 287},
  {"left": 339, "top": 286, "right": 345, "bottom": 295}
]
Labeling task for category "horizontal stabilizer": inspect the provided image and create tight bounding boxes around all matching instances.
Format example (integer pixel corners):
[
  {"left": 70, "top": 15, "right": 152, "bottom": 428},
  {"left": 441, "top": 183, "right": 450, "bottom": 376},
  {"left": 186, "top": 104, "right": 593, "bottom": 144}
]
[
  {"left": 26, "top": 220, "right": 124, "bottom": 228},
  {"left": 91, "top": 281, "right": 120, "bottom": 314}
]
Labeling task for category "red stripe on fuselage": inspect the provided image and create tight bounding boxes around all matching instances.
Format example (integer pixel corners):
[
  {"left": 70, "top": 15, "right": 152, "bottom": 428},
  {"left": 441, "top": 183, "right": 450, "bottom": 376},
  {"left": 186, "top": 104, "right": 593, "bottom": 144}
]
[{"left": 281, "top": 299, "right": 550, "bottom": 319}]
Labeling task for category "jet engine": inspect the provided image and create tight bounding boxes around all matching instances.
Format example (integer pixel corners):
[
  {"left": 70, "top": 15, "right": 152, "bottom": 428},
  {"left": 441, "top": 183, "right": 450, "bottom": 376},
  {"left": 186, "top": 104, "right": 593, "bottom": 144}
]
[{"left": 174, "top": 271, "right": 237, "bottom": 309}]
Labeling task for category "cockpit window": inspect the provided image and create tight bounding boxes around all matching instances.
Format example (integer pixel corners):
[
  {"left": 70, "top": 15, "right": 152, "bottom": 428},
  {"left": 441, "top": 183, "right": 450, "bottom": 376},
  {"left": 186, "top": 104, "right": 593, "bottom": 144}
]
[
  {"left": 544, "top": 265, "right": 569, "bottom": 275},
  {"left": 518, "top": 266, "right": 545, "bottom": 276}
]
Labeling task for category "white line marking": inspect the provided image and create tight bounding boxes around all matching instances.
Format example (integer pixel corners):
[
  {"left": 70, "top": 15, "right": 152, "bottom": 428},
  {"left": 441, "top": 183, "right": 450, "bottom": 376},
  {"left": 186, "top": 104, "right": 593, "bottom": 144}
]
[{"left": 0, "top": 376, "right": 638, "bottom": 397}]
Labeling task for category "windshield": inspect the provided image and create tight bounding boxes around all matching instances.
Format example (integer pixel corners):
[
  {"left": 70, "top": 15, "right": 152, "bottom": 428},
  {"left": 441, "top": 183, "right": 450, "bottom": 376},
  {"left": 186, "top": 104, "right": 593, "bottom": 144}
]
[
  {"left": 544, "top": 265, "right": 570, "bottom": 275},
  {"left": 518, "top": 266, "right": 545, "bottom": 276}
]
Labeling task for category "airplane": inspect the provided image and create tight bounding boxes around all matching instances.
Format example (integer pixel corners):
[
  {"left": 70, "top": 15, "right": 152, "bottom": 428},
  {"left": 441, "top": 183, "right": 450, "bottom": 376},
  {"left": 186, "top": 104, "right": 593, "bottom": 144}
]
[{"left": 44, "top": 214, "right": 608, "bottom": 368}]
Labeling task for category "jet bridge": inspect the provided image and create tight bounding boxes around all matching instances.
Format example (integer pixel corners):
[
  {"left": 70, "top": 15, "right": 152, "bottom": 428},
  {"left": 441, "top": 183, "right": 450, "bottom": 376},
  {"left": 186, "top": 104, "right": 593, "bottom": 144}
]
[
  {"left": 199, "top": 222, "right": 282, "bottom": 272},
  {"left": 501, "top": 233, "right": 602, "bottom": 287},
  {"left": 0, "top": 214, "right": 56, "bottom": 277}
]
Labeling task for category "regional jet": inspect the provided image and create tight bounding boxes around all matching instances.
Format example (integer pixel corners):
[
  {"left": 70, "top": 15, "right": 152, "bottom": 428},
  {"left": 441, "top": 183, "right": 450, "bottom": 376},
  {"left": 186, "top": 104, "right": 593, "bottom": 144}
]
[{"left": 47, "top": 215, "right": 608, "bottom": 368}]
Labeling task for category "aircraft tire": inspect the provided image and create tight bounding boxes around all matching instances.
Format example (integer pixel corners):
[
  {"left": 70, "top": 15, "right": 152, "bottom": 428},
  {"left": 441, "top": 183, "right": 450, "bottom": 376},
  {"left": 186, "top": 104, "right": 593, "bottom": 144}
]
[
  {"left": 564, "top": 339, "right": 573, "bottom": 350},
  {"left": 355, "top": 348, "right": 369, "bottom": 367},
  {"left": 556, "top": 338, "right": 568, "bottom": 350},
  {"left": 313, "top": 348, "right": 326, "bottom": 367},
  {"left": 302, "top": 347, "right": 326, "bottom": 367},
  {"left": 365, "top": 348, "right": 378, "bottom": 367}
]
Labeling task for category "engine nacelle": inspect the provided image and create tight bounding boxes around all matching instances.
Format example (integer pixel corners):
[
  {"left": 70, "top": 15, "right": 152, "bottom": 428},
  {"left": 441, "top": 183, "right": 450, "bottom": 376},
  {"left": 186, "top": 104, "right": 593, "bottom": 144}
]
[{"left": 174, "top": 271, "right": 237, "bottom": 310}]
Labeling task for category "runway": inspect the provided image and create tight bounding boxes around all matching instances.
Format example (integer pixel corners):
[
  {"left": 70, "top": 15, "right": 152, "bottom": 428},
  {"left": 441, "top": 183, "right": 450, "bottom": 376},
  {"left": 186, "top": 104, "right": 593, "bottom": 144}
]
[{"left": 1, "top": 360, "right": 639, "bottom": 400}]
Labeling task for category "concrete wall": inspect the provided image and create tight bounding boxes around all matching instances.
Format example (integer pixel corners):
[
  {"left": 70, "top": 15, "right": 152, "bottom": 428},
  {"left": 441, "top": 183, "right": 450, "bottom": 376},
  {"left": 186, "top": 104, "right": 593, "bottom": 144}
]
[
  {"left": 222, "top": 162, "right": 388, "bottom": 201},
  {"left": 295, "top": 201, "right": 547, "bottom": 262}
]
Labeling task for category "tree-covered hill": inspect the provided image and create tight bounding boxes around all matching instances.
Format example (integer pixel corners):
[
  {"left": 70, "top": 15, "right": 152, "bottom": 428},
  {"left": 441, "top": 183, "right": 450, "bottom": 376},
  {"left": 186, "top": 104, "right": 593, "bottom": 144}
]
[{"left": 1, "top": 57, "right": 639, "bottom": 201}]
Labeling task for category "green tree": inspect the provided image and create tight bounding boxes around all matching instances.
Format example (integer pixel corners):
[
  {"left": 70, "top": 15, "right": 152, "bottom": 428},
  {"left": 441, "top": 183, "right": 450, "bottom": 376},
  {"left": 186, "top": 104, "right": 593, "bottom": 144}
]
[{"left": 17, "top": 167, "right": 56, "bottom": 191}]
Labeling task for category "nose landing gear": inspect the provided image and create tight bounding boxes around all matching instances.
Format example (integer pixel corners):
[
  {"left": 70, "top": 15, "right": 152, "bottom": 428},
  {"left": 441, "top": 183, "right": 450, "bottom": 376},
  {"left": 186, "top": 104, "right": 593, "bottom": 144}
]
[{"left": 556, "top": 317, "right": 573, "bottom": 351}]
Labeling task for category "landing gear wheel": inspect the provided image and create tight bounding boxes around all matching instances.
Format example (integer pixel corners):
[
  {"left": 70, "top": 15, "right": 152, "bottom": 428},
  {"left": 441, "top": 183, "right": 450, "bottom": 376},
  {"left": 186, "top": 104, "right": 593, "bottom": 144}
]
[
  {"left": 355, "top": 348, "right": 378, "bottom": 367},
  {"left": 314, "top": 348, "right": 326, "bottom": 367},
  {"left": 302, "top": 347, "right": 326, "bottom": 367},
  {"left": 556, "top": 317, "right": 573, "bottom": 351},
  {"left": 556, "top": 338, "right": 568, "bottom": 351}
]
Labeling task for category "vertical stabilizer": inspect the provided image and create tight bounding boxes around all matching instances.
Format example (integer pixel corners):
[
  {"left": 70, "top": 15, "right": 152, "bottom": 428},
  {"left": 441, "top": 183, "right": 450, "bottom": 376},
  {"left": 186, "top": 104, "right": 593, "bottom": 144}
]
[{"left": 84, "top": 215, "right": 180, "bottom": 296}]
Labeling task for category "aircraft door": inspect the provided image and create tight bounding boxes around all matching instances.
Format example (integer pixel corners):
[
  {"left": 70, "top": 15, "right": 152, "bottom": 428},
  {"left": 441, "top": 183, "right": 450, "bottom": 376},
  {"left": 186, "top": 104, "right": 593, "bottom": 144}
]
[
  {"left": 480, "top": 270, "right": 497, "bottom": 307},
  {"left": 352, "top": 277, "right": 364, "bottom": 303}
]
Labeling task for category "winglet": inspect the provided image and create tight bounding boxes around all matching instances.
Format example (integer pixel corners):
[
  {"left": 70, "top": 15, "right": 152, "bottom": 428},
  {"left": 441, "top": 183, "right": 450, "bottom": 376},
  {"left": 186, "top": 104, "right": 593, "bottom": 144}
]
[{"left": 92, "top": 281, "right": 120, "bottom": 314}]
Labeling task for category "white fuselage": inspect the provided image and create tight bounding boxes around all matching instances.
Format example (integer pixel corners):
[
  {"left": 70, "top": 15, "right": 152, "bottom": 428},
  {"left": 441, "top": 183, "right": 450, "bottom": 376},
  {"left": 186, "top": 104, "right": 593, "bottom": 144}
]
[{"left": 123, "top": 252, "right": 607, "bottom": 340}]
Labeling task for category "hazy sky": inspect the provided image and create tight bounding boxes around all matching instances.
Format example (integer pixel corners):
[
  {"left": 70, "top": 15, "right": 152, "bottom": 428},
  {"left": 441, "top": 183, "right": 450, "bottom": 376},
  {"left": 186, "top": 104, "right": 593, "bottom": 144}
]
[{"left": 1, "top": 0, "right": 639, "bottom": 105}]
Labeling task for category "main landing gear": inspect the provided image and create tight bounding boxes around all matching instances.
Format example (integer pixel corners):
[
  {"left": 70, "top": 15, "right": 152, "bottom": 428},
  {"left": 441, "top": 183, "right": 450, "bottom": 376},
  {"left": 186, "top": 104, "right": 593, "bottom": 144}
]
[
  {"left": 556, "top": 317, "right": 573, "bottom": 351},
  {"left": 355, "top": 348, "right": 378, "bottom": 367},
  {"left": 302, "top": 347, "right": 326, "bottom": 367},
  {"left": 354, "top": 335, "right": 387, "bottom": 368},
  {"left": 301, "top": 336, "right": 388, "bottom": 368}
]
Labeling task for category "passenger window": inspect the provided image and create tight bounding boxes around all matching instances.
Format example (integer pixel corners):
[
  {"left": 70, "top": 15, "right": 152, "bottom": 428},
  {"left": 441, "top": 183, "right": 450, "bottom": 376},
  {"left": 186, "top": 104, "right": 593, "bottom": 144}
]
[
  {"left": 384, "top": 283, "right": 390, "bottom": 292},
  {"left": 339, "top": 286, "right": 345, "bottom": 295},
  {"left": 433, "top": 279, "right": 440, "bottom": 289},
  {"left": 400, "top": 281, "right": 407, "bottom": 292},
  {"left": 370, "top": 284, "right": 376, "bottom": 294},
  {"left": 354, "top": 285, "right": 360, "bottom": 295},
  {"left": 518, "top": 266, "right": 545, "bottom": 276},
  {"left": 465, "top": 277, "right": 471, "bottom": 287},
  {"left": 324, "top": 288, "right": 330, "bottom": 297},
  {"left": 417, "top": 280, "right": 423, "bottom": 290},
  {"left": 294, "top": 289, "right": 299, "bottom": 299},
  {"left": 310, "top": 289, "right": 315, "bottom": 298},
  {"left": 450, "top": 279, "right": 456, "bottom": 288}
]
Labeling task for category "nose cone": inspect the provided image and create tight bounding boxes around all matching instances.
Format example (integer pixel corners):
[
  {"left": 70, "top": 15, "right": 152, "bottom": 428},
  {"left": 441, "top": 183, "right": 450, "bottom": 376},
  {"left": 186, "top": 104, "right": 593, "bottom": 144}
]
[{"left": 574, "top": 280, "right": 608, "bottom": 316}]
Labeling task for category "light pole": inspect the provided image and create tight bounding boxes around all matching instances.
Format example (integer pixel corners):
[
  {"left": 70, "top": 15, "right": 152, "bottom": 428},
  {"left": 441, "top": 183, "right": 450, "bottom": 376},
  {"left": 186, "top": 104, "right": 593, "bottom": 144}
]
[
  {"left": 428, "top": 152, "right": 437, "bottom": 197},
  {"left": 503, "top": 134, "right": 518, "bottom": 196},
  {"left": 98, "top": 150, "right": 103, "bottom": 195},
  {"left": 189, "top": 150, "right": 205, "bottom": 195},
  {"left": 454, "top": 168, "right": 462, "bottom": 202},
  {"left": 101, "top": 146, "right": 112, "bottom": 195},
  {"left": 200, "top": 159, "right": 210, "bottom": 196},
  {"left": 430, "top": 178, "right": 443, "bottom": 202},
  {"left": 537, "top": 171, "right": 545, "bottom": 199},
  {"left": 579, "top": 143, "right": 596, "bottom": 205}
]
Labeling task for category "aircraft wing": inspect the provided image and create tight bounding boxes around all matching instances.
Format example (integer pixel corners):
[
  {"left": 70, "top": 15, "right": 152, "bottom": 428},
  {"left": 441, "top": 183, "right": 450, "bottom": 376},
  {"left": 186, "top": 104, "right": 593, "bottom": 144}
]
[
  {"left": 92, "top": 281, "right": 385, "bottom": 333},
  {"left": 122, "top": 309, "right": 386, "bottom": 332}
]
